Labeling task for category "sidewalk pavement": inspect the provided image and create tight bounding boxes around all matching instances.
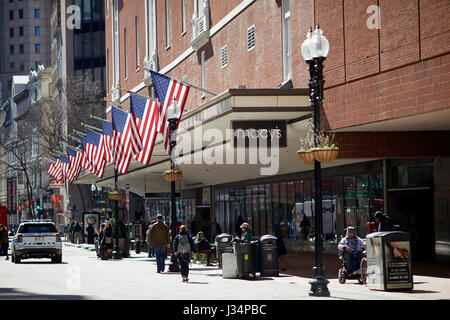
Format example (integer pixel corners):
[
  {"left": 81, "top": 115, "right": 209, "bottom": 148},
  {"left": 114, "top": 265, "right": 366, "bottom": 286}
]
[{"left": 63, "top": 242, "right": 450, "bottom": 300}]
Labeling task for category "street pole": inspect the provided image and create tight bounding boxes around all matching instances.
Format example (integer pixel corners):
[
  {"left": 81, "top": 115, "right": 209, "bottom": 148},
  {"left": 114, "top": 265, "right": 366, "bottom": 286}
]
[
  {"left": 308, "top": 57, "right": 330, "bottom": 297},
  {"left": 112, "top": 168, "right": 122, "bottom": 259},
  {"left": 168, "top": 118, "right": 180, "bottom": 272}
]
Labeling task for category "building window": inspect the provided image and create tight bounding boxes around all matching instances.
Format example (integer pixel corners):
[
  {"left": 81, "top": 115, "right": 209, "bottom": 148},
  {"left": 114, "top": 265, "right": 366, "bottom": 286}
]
[
  {"left": 35, "top": 26, "right": 40, "bottom": 37},
  {"left": 34, "top": 9, "right": 40, "bottom": 19},
  {"left": 282, "top": 0, "right": 291, "bottom": 81},
  {"left": 10, "top": 45, "right": 14, "bottom": 55},
  {"left": 19, "top": 44, "right": 24, "bottom": 54},
  {"left": 20, "top": 63, "right": 24, "bottom": 71},
  {"left": 221, "top": 45, "right": 228, "bottom": 69},
  {"left": 19, "top": 27, "right": 24, "bottom": 36},
  {"left": 181, "top": 0, "right": 186, "bottom": 35},
  {"left": 10, "top": 28, "right": 14, "bottom": 38},
  {"left": 165, "top": 0, "right": 171, "bottom": 49},
  {"left": 124, "top": 28, "right": 128, "bottom": 80},
  {"left": 10, "top": 63, "right": 15, "bottom": 73},
  {"left": 35, "top": 44, "right": 40, "bottom": 53},
  {"left": 9, "top": 10, "right": 14, "bottom": 20},
  {"left": 135, "top": 16, "right": 140, "bottom": 70},
  {"left": 247, "top": 25, "right": 255, "bottom": 52},
  {"left": 19, "top": 9, "right": 23, "bottom": 19}
]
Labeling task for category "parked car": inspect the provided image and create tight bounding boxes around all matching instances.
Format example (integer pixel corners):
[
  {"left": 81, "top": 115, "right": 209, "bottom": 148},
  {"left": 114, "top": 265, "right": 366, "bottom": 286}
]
[{"left": 11, "top": 220, "right": 63, "bottom": 263}]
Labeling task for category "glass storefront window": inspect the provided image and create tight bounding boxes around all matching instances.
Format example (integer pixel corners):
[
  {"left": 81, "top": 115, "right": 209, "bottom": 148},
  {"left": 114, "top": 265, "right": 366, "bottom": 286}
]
[
  {"left": 344, "top": 176, "right": 357, "bottom": 232},
  {"left": 212, "top": 167, "right": 383, "bottom": 242},
  {"left": 356, "top": 175, "right": 369, "bottom": 238}
]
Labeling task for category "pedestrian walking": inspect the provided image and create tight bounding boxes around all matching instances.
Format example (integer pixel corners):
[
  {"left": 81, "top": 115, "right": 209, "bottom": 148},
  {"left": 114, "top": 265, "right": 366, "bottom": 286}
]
[
  {"left": 102, "top": 222, "right": 114, "bottom": 260},
  {"left": 86, "top": 223, "right": 95, "bottom": 244},
  {"left": 173, "top": 225, "right": 197, "bottom": 282},
  {"left": 0, "top": 224, "right": 9, "bottom": 260},
  {"left": 97, "top": 223, "right": 105, "bottom": 259},
  {"left": 147, "top": 220, "right": 155, "bottom": 258},
  {"left": 73, "top": 222, "right": 82, "bottom": 244},
  {"left": 146, "top": 214, "right": 171, "bottom": 273}
]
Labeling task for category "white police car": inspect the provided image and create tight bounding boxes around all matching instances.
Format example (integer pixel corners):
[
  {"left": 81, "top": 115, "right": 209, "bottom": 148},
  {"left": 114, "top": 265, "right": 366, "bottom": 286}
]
[{"left": 11, "top": 220, "right": 62, "bottom": 263}]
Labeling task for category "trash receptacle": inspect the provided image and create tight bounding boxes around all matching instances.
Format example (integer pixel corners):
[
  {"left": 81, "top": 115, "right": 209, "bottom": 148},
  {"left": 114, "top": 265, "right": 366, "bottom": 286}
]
[
  {"left": 259, "top": 235, "right": 279, "bottom": 277},
  {"left": 215, "top": 233, "right": 233, "bottom": 268},
  {"left": 233, "top": 240, "right": 258, "bottom": 279},
  {"left": 366, "top": 231, "right": 413, "bottom": 291},
  {"left": 222, "top": 253, "right": 238, "bottom": 278}
]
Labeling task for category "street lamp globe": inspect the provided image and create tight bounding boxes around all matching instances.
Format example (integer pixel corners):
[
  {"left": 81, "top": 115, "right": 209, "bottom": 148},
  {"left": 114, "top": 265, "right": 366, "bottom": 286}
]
[
  {"left": 301, "top": 28, "right": 314, "bottom": 61},
  {"left": 166, "top": 97, "right": 181, "bottom": 121},
  {"left": 310, "top": 25, "right": 329, "bottom": 59}
]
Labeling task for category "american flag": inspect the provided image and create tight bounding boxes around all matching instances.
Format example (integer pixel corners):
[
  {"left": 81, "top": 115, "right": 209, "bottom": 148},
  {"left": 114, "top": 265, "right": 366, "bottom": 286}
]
[
  {"left": 85, "top": 129, "right": 106, "bottom": 178},
  {"left": 130, "top": 94, "right": 160, "bottom": 165},
  {"left": 111, "top": 106, "right": 143, "bottom": 174},
  {"left": 47, "top": 158, "right": 63, "bottom": 180},
  {"left": 79, "top": 137, "right": 94, "bottom": 173},
  {"left": 102, "top": 120, "right": 114, "bottom": 163},
  {"left": 66, "top": 147, "right": 82, "bottom": 184},
  {"left": 150, "top": 70, "right": 190, "bottom": 154},
  {"left": 58, "top": 155, "right": 71, "bottom": 182}
]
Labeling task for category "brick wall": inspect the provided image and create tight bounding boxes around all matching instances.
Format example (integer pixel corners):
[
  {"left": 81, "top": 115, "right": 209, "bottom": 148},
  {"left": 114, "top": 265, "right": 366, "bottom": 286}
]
[{"left": 105, "top": 0, "right": 449, "bottom": 131}]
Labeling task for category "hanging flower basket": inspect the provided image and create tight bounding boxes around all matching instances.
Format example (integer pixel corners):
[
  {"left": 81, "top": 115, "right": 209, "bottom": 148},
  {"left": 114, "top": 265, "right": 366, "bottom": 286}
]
[
  {"left": 312, "top": 147, "right": 339, "bottom": 163},
  {"left": 164, "top": 170, "right": 183, "bottom": 182},
  {"left": 297, "top": 150, "right": 315, "bottom": 165},
  {"left": 107, "top": 191, "right": 125, "bottom": 201}
]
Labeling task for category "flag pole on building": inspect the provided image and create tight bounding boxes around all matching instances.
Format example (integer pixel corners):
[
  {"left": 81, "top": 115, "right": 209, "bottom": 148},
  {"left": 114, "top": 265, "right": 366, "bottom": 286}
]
[{"left": 143, "top": 67, "right": 218, "bottom": 96}]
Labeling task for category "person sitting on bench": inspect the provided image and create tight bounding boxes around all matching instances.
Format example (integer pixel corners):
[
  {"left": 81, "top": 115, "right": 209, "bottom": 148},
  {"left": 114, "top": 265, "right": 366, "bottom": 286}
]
[{"left": 194, "top": 231, "right": 215, "bottom": 266}]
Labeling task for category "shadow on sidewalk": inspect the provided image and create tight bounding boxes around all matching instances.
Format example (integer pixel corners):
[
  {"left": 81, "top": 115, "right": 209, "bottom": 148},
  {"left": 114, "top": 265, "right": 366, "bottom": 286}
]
[{"left": 0, "top": 288, "right": 87, "bottom": 300}]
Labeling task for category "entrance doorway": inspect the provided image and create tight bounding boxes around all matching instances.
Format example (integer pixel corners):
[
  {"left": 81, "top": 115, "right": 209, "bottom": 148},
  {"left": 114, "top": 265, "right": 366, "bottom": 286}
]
[{"left": 389, "top": 190, "right": 435, "bottom": 262}]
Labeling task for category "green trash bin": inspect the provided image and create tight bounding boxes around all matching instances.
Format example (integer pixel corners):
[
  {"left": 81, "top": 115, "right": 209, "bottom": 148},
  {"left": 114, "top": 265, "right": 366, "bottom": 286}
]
[{"left": 366, "top": 231, "right": 413, "bottom": 291}]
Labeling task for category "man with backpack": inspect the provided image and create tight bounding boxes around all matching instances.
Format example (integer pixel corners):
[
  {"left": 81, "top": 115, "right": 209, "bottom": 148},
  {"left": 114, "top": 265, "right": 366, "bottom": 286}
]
[
  {"left": 173, "top": 225, "right": 197, "bottom": 282},
  {"left": 147, "top": 214, "right": 171, "bottom": 273}
]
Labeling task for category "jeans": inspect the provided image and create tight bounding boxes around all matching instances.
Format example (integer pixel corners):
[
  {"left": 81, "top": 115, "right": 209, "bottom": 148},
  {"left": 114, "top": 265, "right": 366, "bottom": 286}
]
[
  {"left": 343, "top": 251, "right": 363, "bottom": 274},
  {"left": 177, "top": 252, "right": 191, "bottom": 278},
  {"left": 154, "top": 246, "right": 167, "bottom": 272},
  {"left": 0, "top": 244, "right": 7, "bottom": 256}
]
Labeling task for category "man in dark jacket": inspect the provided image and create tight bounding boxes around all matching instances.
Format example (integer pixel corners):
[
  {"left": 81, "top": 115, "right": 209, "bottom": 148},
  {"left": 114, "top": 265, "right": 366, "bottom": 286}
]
[
  {"left": 147, "top": 214, "right": 171, "bottom": 273},
  {"left": 0, "top": 224, "right": 9, "bottom": 260},
  {"left": 208, "top": 217, "right": 222, "bottom": 242},
  {"left": 173, "top": 225, "right": 197, "bottom": 282},
  {"left": 194, "top": 231, "right": 215, "bottom": 266},
  {"left": 374, "top": 211, "right": 393, "bottom": 232}
]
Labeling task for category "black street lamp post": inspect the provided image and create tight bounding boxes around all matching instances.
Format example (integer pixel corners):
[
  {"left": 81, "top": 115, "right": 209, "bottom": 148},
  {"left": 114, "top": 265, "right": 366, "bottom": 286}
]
[
  {"left": 166, "top": 98, "right": 181, "bottom": 272},
  {"left": 112, "top": 168, "right": 122, "bottom": 260},
  {"left": 302, "top": 25, "right": 330, "bottom": 297}
]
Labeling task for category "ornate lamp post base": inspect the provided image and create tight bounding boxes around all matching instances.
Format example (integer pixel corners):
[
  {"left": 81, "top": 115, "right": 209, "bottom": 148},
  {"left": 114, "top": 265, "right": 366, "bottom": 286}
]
[{"left": 309, "top": 267, "right": 330, "bottom": 297}]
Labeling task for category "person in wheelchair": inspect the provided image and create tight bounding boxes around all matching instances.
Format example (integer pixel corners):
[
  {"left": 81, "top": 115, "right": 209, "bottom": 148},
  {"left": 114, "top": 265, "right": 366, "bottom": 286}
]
[{"left": 338, "top": 226, "right": 366, "bottom": 276}]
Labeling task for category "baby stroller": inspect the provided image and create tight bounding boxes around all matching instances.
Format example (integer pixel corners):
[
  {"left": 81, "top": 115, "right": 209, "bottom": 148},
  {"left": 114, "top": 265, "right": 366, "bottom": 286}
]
[{"left": 338, "top": 248, "right": 367, "bottom": 284}]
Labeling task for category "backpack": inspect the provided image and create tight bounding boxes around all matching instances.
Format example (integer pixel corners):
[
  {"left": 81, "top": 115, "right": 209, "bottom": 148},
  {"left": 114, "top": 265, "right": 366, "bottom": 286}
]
[{"left": 177, "top": 234, "right": 191, "bottom": 254}]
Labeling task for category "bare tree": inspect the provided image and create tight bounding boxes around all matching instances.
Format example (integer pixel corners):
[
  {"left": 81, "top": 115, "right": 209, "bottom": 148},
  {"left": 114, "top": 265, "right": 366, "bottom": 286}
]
[{"left": 0, "top": 137, "right": 41, "bottom": 219}]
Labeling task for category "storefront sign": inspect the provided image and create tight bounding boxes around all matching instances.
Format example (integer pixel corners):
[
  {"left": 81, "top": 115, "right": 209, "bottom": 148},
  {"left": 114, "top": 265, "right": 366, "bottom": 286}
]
[
  {"left": 50, "top": 179, "right": 65, "bottom": 188},
  {"left": 232, "top": 120, "right": 287, "bottom": 147},
  {"left": 145, "top": 192, "right": 181, "bottom": 198}
]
